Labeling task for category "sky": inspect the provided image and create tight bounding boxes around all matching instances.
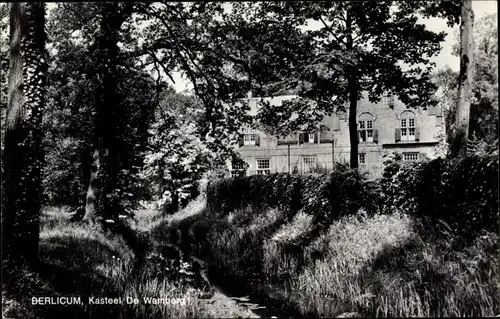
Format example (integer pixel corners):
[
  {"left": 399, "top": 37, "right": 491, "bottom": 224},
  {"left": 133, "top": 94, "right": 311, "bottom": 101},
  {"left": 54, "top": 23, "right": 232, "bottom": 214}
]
[{"left": 46, "top": 1, "right": 498, "bottom": 93}]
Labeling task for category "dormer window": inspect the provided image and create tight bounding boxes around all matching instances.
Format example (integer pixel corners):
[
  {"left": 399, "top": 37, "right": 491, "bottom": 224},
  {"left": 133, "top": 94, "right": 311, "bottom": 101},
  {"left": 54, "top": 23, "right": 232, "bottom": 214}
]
[
  {"left": 244, "top": 133, "right": 256, "bottom": 145},
  {"left": 239, "top": 127, "right": 260, "bottom": 147},
  {"left": 308, "top": 133, "right": 315, "bottom": 144},
  {"left": 382, "top": 93, "right": 395, "bottom": 108},
  {"left": 299, "top": 132, "right": 318, "bottom": 144}
]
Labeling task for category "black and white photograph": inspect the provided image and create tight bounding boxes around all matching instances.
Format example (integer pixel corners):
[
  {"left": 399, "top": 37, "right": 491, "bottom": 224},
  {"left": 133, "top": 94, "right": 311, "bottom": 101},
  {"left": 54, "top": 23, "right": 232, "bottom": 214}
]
[{"left": 1, "top": 1, "right": 498, "bottom": 318}]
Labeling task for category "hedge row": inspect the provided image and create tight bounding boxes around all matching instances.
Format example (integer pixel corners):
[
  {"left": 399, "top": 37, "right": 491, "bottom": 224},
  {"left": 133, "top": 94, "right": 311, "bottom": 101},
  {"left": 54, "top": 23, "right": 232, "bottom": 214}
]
[
  {"left": 206, "top": 169, "right": 381, "bottom": 226},
  {"left": 206, "top": 154, "right": 498, "bottom": 238},
  {"left": 381, "top": 154, "right": 499, "bottom": 237}
]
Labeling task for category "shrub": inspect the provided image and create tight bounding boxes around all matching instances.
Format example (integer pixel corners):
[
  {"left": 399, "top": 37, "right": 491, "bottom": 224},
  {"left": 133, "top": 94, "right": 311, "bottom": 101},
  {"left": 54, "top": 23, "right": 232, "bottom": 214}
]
[
  {"left": 206, "top": 170, "right": 381, "bottom": 223},
  {"left": 381, "top": 154, "right": 499, "bottom": 238}
]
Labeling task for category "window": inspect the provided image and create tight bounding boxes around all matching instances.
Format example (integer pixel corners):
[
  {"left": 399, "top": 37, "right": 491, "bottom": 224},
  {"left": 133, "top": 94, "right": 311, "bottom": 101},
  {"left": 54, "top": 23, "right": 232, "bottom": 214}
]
[
  {"left": 300, "top": 132, "right": 317, "bottom": 144},
  {"left": 302, "top": 156, "right": 317, "bottom": 172},
  {"left": 401, "top": 112, "right": 416, "bottom": 141},
  {"left": 231, "top": 171, "right": 244, "bottom": 177},
  {"left": 358, "top": 113, "right": 374, "bottom": 143},
  {"left": 256, "top": 158, "right": 270, "bottom": 175},
  {"left": 403, "top": 152, "right": 419, "bottom": 162},
  {"left": 308, "top": 133, "right": 316, "bottom": 144},
  {"left": 381, "top": 93, "right": 394, "bottom": 108},
  {"left": 359, "top": 153, "right": 366, "bottom": 164},
  {"left": 243, "top": 127, "right": 256, "bottom": 145},
  {"left": 231, "top": 161, "right": 246, "bottom": 177},
  {"left": 381, "top": 95, "right": 389, "bottom": 107}
]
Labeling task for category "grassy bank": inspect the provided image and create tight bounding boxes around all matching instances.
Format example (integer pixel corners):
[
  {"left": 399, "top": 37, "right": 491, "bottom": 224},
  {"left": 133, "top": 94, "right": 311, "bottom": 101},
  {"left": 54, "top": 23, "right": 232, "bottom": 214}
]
[
  {"left": 155, "top": 197, "right": 500, "bottom": 318},
  {"left": 2, "top": 206, "right": 201, "bottom": 319}
]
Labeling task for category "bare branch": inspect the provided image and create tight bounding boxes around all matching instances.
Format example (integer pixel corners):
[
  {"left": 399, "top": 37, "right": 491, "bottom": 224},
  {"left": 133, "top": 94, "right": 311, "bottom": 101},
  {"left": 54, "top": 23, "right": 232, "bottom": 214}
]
[
  {"left": 318, "top": 16, "right": 345, "bottom": 46},
  {"left": 148, "top": 50, "right": 176, "bottom": 84}
]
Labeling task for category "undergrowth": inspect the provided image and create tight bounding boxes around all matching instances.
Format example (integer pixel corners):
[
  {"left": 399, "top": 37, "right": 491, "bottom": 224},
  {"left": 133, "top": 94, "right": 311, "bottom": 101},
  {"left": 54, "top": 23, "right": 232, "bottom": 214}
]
[
  {"left": 155, "top": 197, "right": 500, "bottom": 318},
  {"left": 2, "top": 206, "right": 200, "bottom": 319}
]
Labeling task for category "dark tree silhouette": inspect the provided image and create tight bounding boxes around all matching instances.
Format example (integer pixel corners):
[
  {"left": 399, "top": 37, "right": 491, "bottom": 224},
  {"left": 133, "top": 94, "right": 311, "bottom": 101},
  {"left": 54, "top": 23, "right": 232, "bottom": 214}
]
[{"left": 2, "top": 3, "right": 47, "bottom": 269}]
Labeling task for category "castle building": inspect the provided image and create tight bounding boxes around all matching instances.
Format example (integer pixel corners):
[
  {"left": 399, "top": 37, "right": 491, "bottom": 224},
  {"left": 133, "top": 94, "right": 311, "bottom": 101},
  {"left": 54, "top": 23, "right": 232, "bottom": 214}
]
[{"left": 229, "top": 92, "right": 444, "bottom": 179}]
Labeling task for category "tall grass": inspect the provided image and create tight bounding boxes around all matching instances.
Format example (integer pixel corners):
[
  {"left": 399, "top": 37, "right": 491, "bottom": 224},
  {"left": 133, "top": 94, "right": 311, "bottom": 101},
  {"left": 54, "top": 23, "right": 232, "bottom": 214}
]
[
  {"left": 158, "top": 202, "right": 500, "bottom": 318},
  {"left": 2, "top": 207, "right": 201, "bottom": 319}
]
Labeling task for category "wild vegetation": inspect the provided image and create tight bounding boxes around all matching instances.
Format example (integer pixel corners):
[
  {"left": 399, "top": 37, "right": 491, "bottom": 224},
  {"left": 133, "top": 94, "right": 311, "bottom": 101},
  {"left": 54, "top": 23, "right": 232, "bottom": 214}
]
[
  {"left": 157, "top": 154, "right": 499, "bottom": 317},
  {"left": 1, "top": 1, "right": 498, "bottom": 319},
  {"left": 3, "top": 207, "right": 203, "bottom": 319}
]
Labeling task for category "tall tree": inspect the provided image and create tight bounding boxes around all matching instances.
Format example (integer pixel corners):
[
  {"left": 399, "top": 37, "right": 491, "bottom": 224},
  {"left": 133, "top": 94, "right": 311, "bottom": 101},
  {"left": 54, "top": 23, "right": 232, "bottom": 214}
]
[
  {"left": 228, "top": 2, "right": 460, "bottom": 168},
  {"left": 434, "top": 12, "right": 497, "bottom": 155},
  {"left": 2, "top": 3, "right": 47, "bottom": 268},
  {"left": 83, "top": 2, "right": 140, "bottom": 223},
  {"left": 464, "top": 12, "right": 497, "bottom": 153},
  {"left": 42, "top": 3, "right": 100, "bottom": 214},
  {"left": 1, "top": 4, "right": 9, "bottom": 181},
  {"left": 142, "top": 89, "right": 214, "bottom": 215},
  {"left": 41, "top": 3, "right": 156, "bottom": 221},
  {"left": 138, "top": 3, "right": 257, "bottom": 159},
  {"left": 449, "top": 0, "right": 474, "bottom": 157}
]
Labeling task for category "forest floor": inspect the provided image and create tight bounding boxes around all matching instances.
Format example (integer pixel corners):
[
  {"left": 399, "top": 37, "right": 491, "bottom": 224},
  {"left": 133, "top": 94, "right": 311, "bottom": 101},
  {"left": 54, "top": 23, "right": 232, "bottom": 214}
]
[
  {"left": 134, "top": 202, "right": 297, "bottom": 318},
  {"left": 2, "top": 198, "right": 499, "bottom": 318},
  {"left": 151, "top": 197, "right": 500, "bottom": 318},
  {"left": 2, "top": 205, "right": 283, "bottom": 319}
]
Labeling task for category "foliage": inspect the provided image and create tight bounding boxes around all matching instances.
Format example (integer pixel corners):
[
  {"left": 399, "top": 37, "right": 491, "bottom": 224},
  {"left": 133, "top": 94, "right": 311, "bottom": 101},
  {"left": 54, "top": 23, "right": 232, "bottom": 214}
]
[
  {"left": 434, "top": 12, "right": 498, "bottom": 156},
  {"left": 141, "top": 90, "right": 219, "bottom": 214},
  {"left": 0, "top": 3, "right": 8, "bottom": 112},
  {"left": 2, "top": 2, "right": 48, "bottom": 270},
  {"left": 2, "top": 207, "right": 202, "bottom": 319},
  {"left": 380, "top": 154, "right": 499, "bottom": 238},
  {"left": 206, "top": 170, "right": 381, "bottom": 225},
  {"left": 40, "top": 3, "right": 97, "bottom": 208},
  {"left": 0, "top": 3, "right": 9, "bottom": 185},
  {"left": 137, "top": 3, "right": 255, "bottom": 159},
  {"left": 222, "top": 2, "right": 459, "bottom": 168},
  {"left": 41, "top": 3, "right": 156, "bottom": 217},
  {"left": 160, "top": 188, "right": 499, "bottom": 318}
]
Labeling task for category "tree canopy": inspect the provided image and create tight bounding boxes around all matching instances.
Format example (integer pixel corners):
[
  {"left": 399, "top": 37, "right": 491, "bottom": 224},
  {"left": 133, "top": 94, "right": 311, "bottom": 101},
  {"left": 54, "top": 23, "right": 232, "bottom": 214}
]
[{"left": 206, "top": 2, "right": 460, "bottom": 167}]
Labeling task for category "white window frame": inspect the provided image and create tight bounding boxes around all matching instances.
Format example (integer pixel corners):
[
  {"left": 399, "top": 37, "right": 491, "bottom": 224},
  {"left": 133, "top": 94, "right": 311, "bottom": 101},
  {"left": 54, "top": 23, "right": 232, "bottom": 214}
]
[
  {"left": 381, "top": 93, "right": 393, "bottom": 108},
  {"left": 256, "top": 158, "right": 271, "bottom": 175},
  {"left": 231, "top": 161, "right": 246, "bottom": 177},
  {"left": 381, "top": 96, "right": 389, "bottom": 107},
  {"left": 401, "top": 116, "right": 416, "bottom": 141},
  {"left": 243, "top": 127, "right": 256, "bottom": 145},
  {"left": 403, "top": 152, "right": 419, "bottom": 162},
  {"left": 308, "top": 133, "right": 316, "bottom": 144},
  {"left": 359, "top": 153, "right": 366, "bottom": 164},
  {"left": 302, "top": 156, "right": 317, "bottom": 172},
  {"left": 358, "top": 119, "right": 374, "bottom": 143}
]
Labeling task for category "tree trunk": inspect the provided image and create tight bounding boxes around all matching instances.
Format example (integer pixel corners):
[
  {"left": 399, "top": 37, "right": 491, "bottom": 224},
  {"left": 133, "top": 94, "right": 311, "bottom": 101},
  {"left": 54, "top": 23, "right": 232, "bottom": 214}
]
[
  {"left": 83, "top": 149, "right": 100, "bottom": 221},
  {"left": 83, "top": 3, "right": 133, "bottom": 223},
  {"left": 2, "top": 3, "right": 46, "bottom": 268},
  {"left": 70, "top": 146, "right": 92, "bottom": 221},
  {"left": 449, "top": 0, "right": 474, "bottom": 157},
  {"left": 345, "top": 6, "right": 359, "bottom": 169},
  {"left": 348, "top": 77, "right": 360, "bottom": 169}
]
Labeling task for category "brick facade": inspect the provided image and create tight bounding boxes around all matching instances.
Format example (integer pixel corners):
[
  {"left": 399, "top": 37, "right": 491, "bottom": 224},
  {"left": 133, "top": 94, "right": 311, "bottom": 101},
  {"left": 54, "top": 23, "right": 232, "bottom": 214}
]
[{"left": 229, "top": 93, "right": 445, "bottom": 179}]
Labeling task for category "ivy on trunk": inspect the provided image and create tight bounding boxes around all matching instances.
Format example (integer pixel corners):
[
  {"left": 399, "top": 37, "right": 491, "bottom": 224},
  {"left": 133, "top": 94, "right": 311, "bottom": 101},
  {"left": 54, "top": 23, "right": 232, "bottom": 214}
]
[{"left": 2, "top": 3, "right": 47, "bottom": 270}]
